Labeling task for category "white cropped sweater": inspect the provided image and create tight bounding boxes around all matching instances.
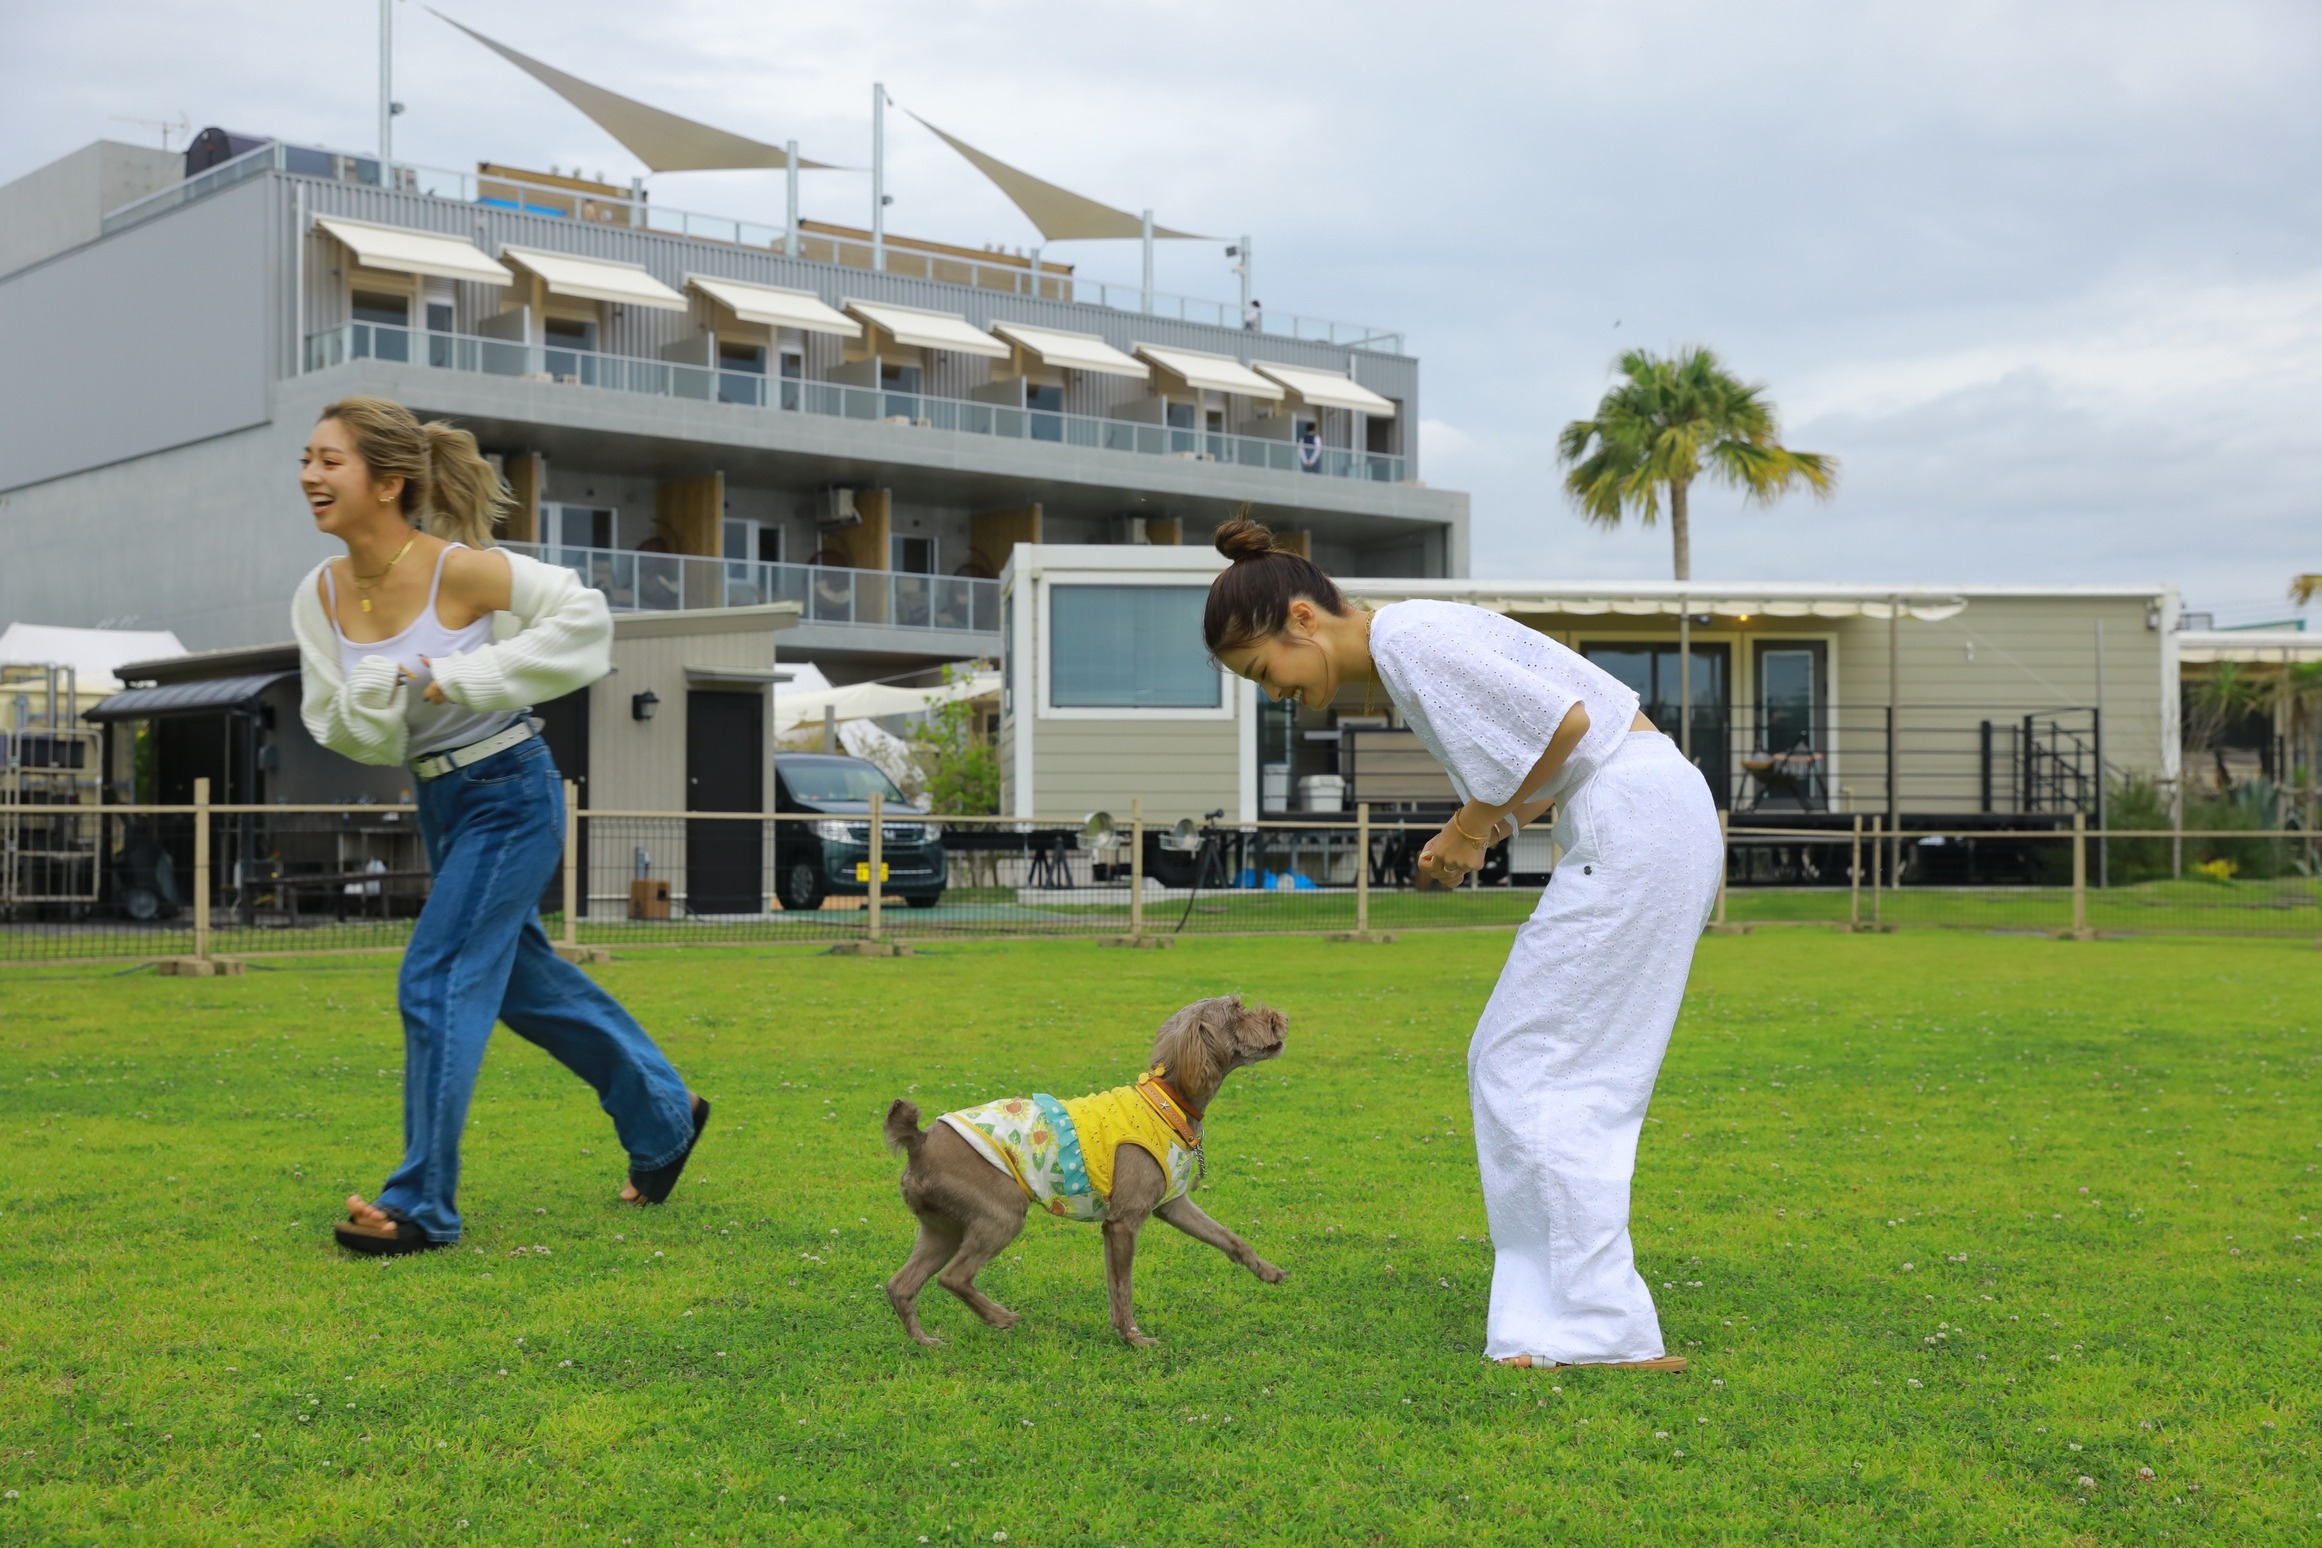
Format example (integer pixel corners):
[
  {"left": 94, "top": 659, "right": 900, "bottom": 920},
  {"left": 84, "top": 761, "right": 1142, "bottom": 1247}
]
[{"left": 292, "top": 548, "right": 612, "bottom": 767}]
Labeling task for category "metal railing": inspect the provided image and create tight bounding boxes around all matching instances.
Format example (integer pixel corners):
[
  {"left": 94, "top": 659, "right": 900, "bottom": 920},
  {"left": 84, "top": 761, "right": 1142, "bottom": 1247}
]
[
  {"left": 7, "top": 786, "right": 2321, "bottom": 966},
  {"left": 102, "top": 143, "right": 1405, "bottom": 352},
  {"left": 501, "top": 541, "right": 999, "bottom": 632},
  {"left": 303, "top": 322, "right": 1410, "bottom": 484}
]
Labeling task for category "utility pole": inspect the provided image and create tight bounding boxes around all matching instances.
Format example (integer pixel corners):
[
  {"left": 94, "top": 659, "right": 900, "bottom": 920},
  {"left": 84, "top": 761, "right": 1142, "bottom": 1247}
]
[
  {"left": 1140, "top": 208, "right": 1155, "bottom": 314},
  {"left": 871, "top": 83, "right": 887, "bottom": 272},
  {"left": 1228, "top": 235, "right": 1254, "bottom": 326},
  {"left": 785, "top": 140, "right": 801, "bottom": 257},
  {"left": 378, "top": 0, "right": 395, "bottom": 165}
]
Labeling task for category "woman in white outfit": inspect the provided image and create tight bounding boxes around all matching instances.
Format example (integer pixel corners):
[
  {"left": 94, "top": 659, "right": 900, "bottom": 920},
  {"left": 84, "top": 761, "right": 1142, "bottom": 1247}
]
[{"left": 1204, "top": 518, "right": 1722, "bottom": 1370}]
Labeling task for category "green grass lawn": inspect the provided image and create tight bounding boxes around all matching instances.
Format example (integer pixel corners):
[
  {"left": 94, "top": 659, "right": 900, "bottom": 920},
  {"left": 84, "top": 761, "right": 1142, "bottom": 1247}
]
[{"left": 1, "top": 932, "right": 2316, "bottom": 1544}]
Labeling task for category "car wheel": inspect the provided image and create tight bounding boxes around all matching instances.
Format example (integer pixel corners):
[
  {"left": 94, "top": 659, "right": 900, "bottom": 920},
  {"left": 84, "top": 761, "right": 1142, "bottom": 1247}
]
[
  {"left": 780, "top": 857, "right": 826, "bottom": 912},
  {"left": 904, "top": 891, "right": 944, "bottom": 909}
]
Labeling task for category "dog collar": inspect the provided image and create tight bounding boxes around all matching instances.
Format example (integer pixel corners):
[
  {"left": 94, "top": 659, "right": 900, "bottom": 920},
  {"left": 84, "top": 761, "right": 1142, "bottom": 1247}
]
[{"left": 1135, "top": 1070, "right": 1204, "bottom": 1148}]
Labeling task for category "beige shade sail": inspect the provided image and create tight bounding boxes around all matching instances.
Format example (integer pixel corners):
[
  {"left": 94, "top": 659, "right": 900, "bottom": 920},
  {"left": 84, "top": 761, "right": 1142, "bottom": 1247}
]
[
  {"left": 904, "top": 111, "right": 1204, "bottom": 242},
  {"left": 687, "top": 275, "right": 860, "bottom": 337},
  {"left": 316, "top": 217, "right": 513, "bottom": 285},
  {"left": 1253, "top": 361, "right": 1396, "bottom": 416},
  {"left": 1135, "top": 344, "right": 1283, "bottom": 399},
  {"left": 844, "top": 300, "right": 1009, "bottom": 357},
  {"left": 501, "top": 247, "right": 687, "bottom": 310},
  {"left": 773, "top": 671, "right": 1000, "bottom": 733},
  {"left": 430, "top": 10, "right": 835, "bottom": 173},
  {"left": 990, "top": 322, "right": 1148, "bottom": 379}
]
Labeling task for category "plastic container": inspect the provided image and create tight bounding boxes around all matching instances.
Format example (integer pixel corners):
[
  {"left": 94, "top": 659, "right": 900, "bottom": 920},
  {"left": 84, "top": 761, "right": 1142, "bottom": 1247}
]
[{"left": 1296, "top": 774, "right": 1346, "bottom": 813}]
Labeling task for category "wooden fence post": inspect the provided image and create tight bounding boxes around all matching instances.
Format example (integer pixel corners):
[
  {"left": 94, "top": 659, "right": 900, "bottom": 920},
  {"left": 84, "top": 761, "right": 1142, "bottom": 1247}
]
[
  {"left": 1714, "top": 809, "right": 1730, "bottom": 927},
  {"left": 192, "top": 776, "right": 212, "bottom": 963},
  {"left": 2070, "top": 811, "right": 2090, "bottom": 940},
  {"left": 562, "top": 779, "right": 580, "bottom": 952},
  {"left": 1850, "top": 813, "right": 1863, "bottom": 931},
  {"left": 1129, "top": 797, "right": 1145, "bottom": 940},
  {"left": 867, "top": 790, "right": 884, "bottom": 943},
  {"left": 1870, "top": 814, "right": 1884, "bottom": 929}
]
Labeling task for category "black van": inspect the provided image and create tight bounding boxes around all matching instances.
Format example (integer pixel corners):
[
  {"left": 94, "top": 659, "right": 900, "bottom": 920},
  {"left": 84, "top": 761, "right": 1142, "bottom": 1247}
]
[{"left": 772, "top": 754, "right": 947, "bottom": 911}]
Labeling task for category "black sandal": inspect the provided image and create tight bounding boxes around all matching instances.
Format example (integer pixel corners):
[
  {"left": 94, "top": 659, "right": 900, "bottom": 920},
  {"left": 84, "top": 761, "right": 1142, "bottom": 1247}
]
[
  {"left": 627, "top": 1093, "right": 711, "bottom": 1205},
  {"left": 333, "top": 1206, "right": 446, "bottom": 1257}
]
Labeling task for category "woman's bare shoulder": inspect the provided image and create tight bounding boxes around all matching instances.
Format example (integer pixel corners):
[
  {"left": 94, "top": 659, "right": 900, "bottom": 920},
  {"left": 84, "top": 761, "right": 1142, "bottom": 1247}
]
[{"left": 441, "top": 544, "right": 515, "bottom": 607}]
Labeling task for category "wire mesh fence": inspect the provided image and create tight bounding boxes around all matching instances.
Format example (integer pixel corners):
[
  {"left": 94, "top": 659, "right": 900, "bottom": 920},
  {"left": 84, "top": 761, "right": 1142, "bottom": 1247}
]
[{"left": 5, "top": 784, "right": 2320, "bottom": 965}]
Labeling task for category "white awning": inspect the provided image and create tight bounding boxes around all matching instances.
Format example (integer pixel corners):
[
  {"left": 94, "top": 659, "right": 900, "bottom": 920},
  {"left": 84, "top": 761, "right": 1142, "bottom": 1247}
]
[
  {"left": 2176, "top": 629, "right": 2322, "bottom": 664},
  {"left": 1134, "top": 344, "right": 1284, "bottom": 399},
  {"left": 990, "top": 322, "right": 1148, "bottom": 379},
  {"left": 843, "top": 300, "right": 1010, "bottom": 357},
  {"left": 0, "top": 623, "right": 188, "bottom": 693},
  {"left": 315, "top": 217, "right": 512, "bottom": 286},
  {"left": 773, "top": 671, "right": 1000, "bottom": 733},
  {"left": 687, "top": 275, "right": 860, "bottom": 337},
  {"left": 1253, "top": 361, "right": 1396, "bottom": 416},
  {"left": 1380, "top": 595, "right": 1969, "bottom": 622},
  {"left": 500, "top": 246, "right": 687, "bottom": 310}
]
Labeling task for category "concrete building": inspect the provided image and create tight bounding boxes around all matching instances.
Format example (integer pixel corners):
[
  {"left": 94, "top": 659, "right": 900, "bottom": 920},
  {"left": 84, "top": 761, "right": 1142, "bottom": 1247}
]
[{"left": 0, "top": 132, "right": 1468, "bottom": 686}]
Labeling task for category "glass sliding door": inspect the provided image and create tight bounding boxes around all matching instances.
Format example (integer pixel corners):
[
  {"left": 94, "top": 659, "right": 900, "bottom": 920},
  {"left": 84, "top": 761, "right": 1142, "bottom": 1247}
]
[
  {"left": 1581, "top": 640, "right": 1731, "bottom": 805},
  {"left": 1743, "top": 640, "right": 1828, "bottom": 811}
]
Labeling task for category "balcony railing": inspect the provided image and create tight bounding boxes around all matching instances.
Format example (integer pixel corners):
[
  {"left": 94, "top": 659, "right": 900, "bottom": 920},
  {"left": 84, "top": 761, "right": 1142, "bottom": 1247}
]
[
  {"left": 506, "top": 541, "right": 1000, "bottom": 634},
  {"left": 306, "top": 322, "right": 1411, "bottom": 484},
  {"left": 102, "top": 141, "right": 1403, "bottom": 352}
]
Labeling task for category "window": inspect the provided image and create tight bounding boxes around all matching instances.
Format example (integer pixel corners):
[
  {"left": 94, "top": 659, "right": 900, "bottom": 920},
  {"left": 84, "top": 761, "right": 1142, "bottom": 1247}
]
[
  {"left": 351, "top": 290, "right": 409, "bottom": 327},
  {"left": 1756, "top": 642, "right": 1825, "bottom": 752},
  {"left": 425, "top": 302, "right": 454, "bottom": 332},
  {"left": 891, "top": 535, "right": 936, "bottom": 574},
  {"left": 719, "top": 340, "right": 767, "bottom": 374},
  {"left": 544, "top": 316, "right": 598, "bottom": 349},
  {"left": 554, "top": 505, "right": 614, "bottom": 549},
  {"left": 1049, "top": 585, "right": 1219, "bottom": 709},
  {"left": 720, "top": 519, "right": 784, "bottom": 564},
  {"left": 777, "top": 758, "right": 905, "bottom": 803}
]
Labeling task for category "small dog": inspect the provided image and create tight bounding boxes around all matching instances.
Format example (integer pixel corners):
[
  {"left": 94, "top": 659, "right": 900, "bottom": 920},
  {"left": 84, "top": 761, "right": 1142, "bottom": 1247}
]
[{"left": 881, "top": 994, "right": 1287, "bottom": 1347}]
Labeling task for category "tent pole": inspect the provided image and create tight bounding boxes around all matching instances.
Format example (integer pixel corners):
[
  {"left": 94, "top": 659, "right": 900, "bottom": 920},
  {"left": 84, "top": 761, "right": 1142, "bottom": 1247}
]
[
  {"left": 378, "top": 0, "right": 394, "bottom": 164},
  {"left": 1141, "top": 209, "right": 1154, "bottom": 314},
  {"left": 871, "top": 84, "right": 886, "bottom": 272},
  {"left": 785, "top": 140, "right": 800, "bottom": 257}
]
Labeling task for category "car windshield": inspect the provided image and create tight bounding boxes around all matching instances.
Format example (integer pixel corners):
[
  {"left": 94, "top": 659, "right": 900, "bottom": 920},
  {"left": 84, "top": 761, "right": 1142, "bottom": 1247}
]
[{"left": 780, "top": 759, "right": 906, "bottom": 803}]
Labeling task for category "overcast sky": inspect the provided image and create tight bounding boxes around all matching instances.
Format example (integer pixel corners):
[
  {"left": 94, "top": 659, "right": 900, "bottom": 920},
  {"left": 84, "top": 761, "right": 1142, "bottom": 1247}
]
[{"left": 7, "top": 0, "right": 2317, "bottom": 618}]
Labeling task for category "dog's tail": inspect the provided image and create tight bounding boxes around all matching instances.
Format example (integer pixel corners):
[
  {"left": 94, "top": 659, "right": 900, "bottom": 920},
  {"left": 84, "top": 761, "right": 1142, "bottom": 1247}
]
[{"left": 883, "top": 1097, "right": 927, "bottom": 1159}]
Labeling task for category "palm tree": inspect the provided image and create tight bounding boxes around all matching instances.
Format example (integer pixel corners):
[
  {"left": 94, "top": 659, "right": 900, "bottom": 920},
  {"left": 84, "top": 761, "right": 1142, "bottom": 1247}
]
[{"left": 1556, "top": 346, "right": 1837, "bottom": 581}]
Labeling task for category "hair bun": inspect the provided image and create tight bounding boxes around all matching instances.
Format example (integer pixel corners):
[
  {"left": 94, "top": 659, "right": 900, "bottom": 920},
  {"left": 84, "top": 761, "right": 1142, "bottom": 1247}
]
[{"left": 1213, "top": 515, "right": 1278, "bottom": 563}]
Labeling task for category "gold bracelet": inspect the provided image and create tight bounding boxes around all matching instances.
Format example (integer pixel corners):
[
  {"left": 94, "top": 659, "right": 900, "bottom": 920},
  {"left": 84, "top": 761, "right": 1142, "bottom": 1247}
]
[{"left": 1451, "top": 810, "right": 1495, "bottom": 847}]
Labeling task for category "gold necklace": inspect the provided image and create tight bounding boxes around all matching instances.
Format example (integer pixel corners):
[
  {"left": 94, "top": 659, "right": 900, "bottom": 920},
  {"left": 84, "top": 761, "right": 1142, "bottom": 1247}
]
[{"left": 350, "top": 534, "right": 418, "bottom": 614}]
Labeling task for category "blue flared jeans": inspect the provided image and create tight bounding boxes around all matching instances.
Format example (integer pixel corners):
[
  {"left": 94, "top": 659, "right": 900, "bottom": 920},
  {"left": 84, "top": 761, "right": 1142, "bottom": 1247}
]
[{"left": 374, "top": 735, "right": 693, "bottom": 1242}]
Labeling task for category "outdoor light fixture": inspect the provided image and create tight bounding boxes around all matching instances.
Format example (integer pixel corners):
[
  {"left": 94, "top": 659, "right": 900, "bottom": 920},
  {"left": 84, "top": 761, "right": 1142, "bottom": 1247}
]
[{"left": 631, "top": 689, "right": 660, "bottom": 722}]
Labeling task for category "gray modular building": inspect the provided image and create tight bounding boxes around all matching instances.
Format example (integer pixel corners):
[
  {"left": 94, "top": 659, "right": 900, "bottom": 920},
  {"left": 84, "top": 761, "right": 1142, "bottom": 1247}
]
[
  {"left": 0, "top": 135, "right": 1468, "bottom": 680},
  {"left": 999, "top": 544, "right": 2182, "bottom": 837}
]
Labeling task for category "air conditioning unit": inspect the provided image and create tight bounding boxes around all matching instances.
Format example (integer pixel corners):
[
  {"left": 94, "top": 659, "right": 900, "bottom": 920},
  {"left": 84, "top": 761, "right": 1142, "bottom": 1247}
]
[{"left": 820, "top": 486, "right": 860, "bottom": 528}]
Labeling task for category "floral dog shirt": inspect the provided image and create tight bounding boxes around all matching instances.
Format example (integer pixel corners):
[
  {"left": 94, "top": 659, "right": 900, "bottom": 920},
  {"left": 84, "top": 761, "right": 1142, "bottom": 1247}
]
[{"left": 940, "top": 1073, "right": 1202, "bottom": 1223}]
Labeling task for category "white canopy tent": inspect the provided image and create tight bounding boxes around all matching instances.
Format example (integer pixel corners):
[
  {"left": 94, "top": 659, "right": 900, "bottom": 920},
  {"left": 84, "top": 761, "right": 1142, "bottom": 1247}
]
[
  {"left": 774, "top": 671, "right": 1000, "bottom": 734},
  {"left": 0, "top": 623, "right": 187, "bottom": 693}
]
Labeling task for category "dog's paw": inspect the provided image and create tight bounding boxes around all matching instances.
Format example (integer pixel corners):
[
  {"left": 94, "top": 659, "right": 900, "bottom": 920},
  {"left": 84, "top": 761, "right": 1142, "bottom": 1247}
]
[
  {"left": 1253, "top": 1259, "right": 1287, "bottom": 1284},
  {"left": 980, "top": 1308, "right": 1021, "bottom": 1331},
  {"left": 909, "top": 1331, "right": 947, "bottom": 1348},
  {"left": 1120, "top": 1330, "right": 1160, "bottom": 1349}
]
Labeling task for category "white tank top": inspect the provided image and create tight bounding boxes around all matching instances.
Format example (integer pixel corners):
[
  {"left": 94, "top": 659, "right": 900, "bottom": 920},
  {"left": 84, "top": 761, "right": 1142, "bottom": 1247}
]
[{"left": 325, "top": 543, "right": 522, "bottom": 759}]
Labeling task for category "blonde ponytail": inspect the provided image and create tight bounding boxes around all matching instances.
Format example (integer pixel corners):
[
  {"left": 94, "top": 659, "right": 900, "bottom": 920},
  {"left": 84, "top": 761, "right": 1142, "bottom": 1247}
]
[
  {"left": 421, "top": 419, "right": 510, "bottom": 549},
  {"left": 317, "top": 396, "right": 510, "bottom": 547}
]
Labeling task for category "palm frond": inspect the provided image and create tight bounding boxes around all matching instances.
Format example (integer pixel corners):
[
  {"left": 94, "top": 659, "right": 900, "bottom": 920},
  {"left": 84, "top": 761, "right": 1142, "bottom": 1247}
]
[{"left": 2291, "top": 574, "right": 2322, "bottom": 605}]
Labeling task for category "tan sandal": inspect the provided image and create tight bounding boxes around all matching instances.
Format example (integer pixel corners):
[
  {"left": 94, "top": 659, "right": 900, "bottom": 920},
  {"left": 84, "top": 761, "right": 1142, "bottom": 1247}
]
[{"left": 1496, "top": 1354, "right": 1688, "bottom": 1372}]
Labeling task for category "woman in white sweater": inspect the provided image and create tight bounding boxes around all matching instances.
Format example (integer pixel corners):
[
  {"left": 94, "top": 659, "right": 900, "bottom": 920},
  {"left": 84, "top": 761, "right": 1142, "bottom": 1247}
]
[
  {"left": 1205, "top": 517, "right": 1721, "bottom": 1371},
  {"left": 295, "top": 396, "right": 708, "bottom": 1256}
]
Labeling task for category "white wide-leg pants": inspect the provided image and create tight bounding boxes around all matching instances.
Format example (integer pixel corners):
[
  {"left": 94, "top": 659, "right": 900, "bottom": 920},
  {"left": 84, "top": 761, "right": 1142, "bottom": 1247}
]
[{"left": 1469, "top": 731, "right": 1724, "bottom": 1364}]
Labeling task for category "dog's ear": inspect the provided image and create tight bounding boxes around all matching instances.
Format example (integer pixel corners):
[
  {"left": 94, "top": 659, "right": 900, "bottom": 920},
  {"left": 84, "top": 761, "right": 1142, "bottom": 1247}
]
[{"left": 1150, "top": 997, "right": 1228, "bottom": 1093}]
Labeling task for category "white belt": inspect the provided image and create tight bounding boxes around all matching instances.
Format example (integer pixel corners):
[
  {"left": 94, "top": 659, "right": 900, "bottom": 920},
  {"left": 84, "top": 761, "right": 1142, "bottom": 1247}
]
[{"left": 411, "top": 720, "right": 534, "bottom": 782}]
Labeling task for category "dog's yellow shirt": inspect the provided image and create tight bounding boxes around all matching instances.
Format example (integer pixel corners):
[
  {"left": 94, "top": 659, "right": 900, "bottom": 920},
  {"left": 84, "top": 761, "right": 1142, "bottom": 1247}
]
[{"left": 940, "top": 1074, "right": 1202, "bottom": 1222}]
